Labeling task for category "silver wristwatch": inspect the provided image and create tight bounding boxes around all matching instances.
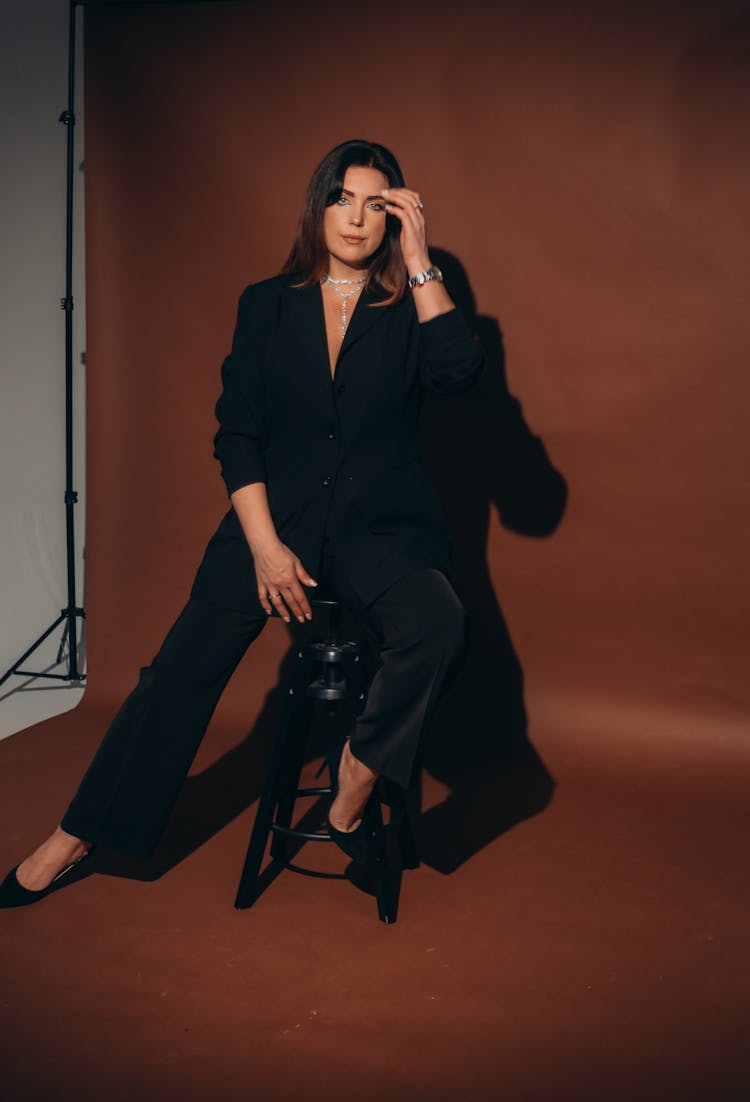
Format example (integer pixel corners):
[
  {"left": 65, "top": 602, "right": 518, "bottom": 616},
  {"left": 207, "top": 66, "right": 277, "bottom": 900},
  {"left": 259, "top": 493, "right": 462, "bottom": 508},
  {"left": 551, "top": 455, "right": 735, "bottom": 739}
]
[{"left": 407, "top": 264, "right": 444, "bottom": 289}]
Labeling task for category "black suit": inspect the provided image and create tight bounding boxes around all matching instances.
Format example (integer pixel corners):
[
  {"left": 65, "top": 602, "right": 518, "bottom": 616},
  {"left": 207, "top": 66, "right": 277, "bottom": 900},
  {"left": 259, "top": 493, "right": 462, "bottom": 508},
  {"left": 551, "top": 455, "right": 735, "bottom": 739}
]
[
  {"left": 59, "top": 272, "right": 486, "bottom": 858},
  {"left": 190, "top": 270, "right": 486, "bottom": 611}
]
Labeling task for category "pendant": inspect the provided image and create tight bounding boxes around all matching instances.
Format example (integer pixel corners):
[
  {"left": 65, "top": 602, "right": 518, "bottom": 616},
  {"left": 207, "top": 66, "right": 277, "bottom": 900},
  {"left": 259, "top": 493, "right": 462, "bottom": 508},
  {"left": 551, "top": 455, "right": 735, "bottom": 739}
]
[{"left": 322, "top": 276, "right": 361, "bottom": 337}]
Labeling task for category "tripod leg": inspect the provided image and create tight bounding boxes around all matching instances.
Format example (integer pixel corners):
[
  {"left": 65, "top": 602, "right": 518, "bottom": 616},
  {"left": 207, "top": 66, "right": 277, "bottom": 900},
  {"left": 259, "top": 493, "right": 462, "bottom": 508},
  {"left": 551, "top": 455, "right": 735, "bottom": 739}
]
[
  {"left": 57, "top": 618, "right": 70, "bottom": 665},
  {"left": 0, "top": 612, "right": 66, "bottom": 688}
]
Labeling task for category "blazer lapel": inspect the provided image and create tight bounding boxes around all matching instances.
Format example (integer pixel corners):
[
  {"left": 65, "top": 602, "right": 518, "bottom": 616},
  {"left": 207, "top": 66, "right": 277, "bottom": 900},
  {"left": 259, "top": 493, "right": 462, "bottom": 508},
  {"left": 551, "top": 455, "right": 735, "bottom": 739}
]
[
  {"left": 279, "top": 275, "right": 328, "bottom": 387},
  {"left": 336, "top": 281, "right": 389, "bottom": 369},
  {"left": 280, "top": 272, "right": 389, "bottom": 388}
]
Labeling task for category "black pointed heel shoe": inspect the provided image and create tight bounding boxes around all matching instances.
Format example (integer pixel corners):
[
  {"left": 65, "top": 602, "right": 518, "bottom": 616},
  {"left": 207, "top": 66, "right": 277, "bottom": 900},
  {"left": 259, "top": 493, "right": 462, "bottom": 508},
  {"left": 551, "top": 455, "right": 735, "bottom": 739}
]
[
  {"left": 325, "top": 810, "right": 368, "bottom": 865},
  {"left": 324, "top": 735, "right": 369, "bottom": 865},
  {"left": 0, "top": 844, "right": 96, "bottom": 909}
]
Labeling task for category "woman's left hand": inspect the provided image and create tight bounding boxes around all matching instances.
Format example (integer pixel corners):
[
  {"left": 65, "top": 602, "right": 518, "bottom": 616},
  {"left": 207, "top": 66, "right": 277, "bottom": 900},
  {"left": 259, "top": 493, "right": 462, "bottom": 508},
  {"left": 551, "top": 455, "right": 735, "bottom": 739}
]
[{"left": 380, "top": 186, "right": 430, "bottom": 271}]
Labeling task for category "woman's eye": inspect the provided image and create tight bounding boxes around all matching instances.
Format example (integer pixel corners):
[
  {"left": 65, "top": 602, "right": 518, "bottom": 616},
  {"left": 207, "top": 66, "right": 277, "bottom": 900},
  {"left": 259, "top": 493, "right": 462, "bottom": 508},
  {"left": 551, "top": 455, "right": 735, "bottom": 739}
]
[
  {"left": 368, "top": 202, "right": 386, "bottom": 212},
  {"left": 337, "top": 195, "right": 349, "bottom": 205}
]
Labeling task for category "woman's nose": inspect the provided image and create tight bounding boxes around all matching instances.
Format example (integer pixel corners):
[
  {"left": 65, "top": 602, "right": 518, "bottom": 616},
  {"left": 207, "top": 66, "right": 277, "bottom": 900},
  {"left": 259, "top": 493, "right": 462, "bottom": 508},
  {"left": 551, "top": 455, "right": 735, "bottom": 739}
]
[{"left": 350, "top": 207, "right": 364, "bottom": 225}]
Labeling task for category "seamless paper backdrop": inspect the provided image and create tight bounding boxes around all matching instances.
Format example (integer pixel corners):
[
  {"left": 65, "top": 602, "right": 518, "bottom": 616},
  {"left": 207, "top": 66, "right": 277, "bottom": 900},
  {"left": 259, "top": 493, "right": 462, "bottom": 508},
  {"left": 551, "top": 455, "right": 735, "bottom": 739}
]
[{"left": 78, "top": 0, "right": 749, "bottom": 764}]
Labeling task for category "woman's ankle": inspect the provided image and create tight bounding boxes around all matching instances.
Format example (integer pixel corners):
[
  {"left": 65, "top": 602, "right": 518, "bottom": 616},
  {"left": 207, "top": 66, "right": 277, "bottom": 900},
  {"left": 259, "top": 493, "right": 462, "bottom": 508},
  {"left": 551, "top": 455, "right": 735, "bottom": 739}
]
[
  {"left": 343, "top": 739, "right": 379, "bottom": 780},
  {"left": 54, "top": 825, "right": 92, "bottom": 850}
]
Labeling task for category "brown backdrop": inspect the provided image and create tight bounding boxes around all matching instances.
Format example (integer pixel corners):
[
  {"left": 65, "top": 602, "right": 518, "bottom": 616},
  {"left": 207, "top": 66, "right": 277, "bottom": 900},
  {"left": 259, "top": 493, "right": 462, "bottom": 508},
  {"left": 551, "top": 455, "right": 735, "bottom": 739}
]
[
  {"left": 78, "top": 0, "right": 750, "bottom": 728},
  {"left": 2, "top": 2, "right": 748, "bottom": 1100}
]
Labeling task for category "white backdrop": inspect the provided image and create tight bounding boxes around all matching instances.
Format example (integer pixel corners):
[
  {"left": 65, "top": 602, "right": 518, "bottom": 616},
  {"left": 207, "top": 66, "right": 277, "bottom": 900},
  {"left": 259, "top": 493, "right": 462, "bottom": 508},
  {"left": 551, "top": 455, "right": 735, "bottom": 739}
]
[{"left": 0, "top": 0, "right": 87, "bottom": 738}]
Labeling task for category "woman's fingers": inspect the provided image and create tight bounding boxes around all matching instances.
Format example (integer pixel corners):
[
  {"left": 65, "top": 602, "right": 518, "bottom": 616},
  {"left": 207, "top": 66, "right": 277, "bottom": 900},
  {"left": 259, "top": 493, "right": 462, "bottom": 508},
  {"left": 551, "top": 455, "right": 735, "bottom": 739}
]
[
  {"left": 387, "top": 202, "right": 422, "bottom": 231},
  {"left": 254, "top": 541, "right": 318, "bottom": 622},
  {"left": 257, "top": 560, "right": 317, "bottom": 623},
  {"left": 258, "top": 586, "right": 283, "bottom": 618},
  {"left": 380, "top": 187, "right": 427, "bottom": 261},
  {"left": 294, "top": 558, "right": 318, "bottom": 591},
  {"left": 261, "top": 586, "right": 298, "bottom": 623},
  {"left": 381, "top": 186, "right": 423, "bottom": 210},
  {"left": 383, "top": 193, "right": 423, "bottom": 222},
  {"left": 381, "top": 188, "right": 425, "bottom": 226},
  {"left": 263, "top": 588, "right": 294, "bottom": 623},
  {"left": 282, "top": 581, "right": 312, "bottom": 623},
  {"left": 277, "top": 560, "right": 316, "bottom": 622}
]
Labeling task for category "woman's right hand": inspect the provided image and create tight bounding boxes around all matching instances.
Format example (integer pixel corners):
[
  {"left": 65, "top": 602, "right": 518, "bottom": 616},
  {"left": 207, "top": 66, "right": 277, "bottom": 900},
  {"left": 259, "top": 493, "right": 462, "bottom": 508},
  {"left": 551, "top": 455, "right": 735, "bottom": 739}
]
[{"left": 251, "top": 537, "right": 318, "bottom": 622}]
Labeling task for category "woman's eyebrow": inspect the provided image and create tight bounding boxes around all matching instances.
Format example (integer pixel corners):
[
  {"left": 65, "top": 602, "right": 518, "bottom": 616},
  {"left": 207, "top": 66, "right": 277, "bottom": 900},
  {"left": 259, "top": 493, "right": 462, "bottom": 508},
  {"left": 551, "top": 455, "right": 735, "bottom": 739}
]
[{"left": 341, "top": 187, "right": 386, "bottom": 201}]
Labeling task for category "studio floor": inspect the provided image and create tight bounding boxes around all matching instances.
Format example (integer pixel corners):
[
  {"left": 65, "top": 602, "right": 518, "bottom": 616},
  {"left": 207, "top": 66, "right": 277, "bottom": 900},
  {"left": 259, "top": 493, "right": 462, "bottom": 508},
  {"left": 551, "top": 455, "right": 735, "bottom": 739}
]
[{"left": 0, "top": 695, "right": 747, "bottom": 1102}]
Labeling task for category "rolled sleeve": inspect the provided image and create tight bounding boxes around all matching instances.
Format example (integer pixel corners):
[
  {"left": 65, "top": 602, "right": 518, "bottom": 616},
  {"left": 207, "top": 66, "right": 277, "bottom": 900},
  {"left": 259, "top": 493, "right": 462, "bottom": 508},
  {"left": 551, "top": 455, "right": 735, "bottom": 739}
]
[
  {"left": 418, "top": 305, "right": 486, "bottom": 395},
  {"left": 212, "top": 286, "right": 268, "bottom": 497}
]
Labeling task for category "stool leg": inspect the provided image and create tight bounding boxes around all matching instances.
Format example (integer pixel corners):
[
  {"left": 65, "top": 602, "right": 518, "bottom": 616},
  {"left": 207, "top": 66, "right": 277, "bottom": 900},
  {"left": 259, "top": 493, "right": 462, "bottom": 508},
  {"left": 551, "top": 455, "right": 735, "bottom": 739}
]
[
  {"left": 387, "top": 780, "right": 420, "bottom": 870},
  {"left": 270, "top": 696, "right": 314, "bottom": 862},
  {"left": 235, "top": 653, "right": 316, "bottom": 909},
  {"left": 365, "top": 790, "right": 397, "bottom": 924}
]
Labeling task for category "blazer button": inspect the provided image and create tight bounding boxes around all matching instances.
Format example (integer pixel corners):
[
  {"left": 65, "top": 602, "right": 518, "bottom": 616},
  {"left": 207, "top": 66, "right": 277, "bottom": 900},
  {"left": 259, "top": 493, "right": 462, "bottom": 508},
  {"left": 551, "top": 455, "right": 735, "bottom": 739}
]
[
  {"left": 328, "top": 431, "right": 337, "bottom": 440},
  {"left": 322, "top": 476, "right": 332, "bottom": 487},
  {"left": 336, "top": 383, "right": 346, "bottom": 395}
]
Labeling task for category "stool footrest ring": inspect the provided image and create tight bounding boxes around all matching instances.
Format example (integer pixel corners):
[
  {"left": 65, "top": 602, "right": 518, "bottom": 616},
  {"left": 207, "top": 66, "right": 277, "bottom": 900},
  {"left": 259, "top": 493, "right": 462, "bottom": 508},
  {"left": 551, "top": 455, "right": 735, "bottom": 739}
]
[{"left": 270, "top": 822, "right": 332, "bottom": 843}]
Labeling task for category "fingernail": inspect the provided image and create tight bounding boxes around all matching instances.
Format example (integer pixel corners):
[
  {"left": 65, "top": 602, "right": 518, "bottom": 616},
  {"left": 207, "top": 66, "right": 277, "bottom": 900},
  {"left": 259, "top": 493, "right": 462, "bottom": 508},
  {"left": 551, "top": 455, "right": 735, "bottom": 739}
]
[
  {"left": 381, "top": 188, "right": 389, "bottom": 195},
  {"left": 305, "top": 613, "right": 312, "bottom": 621},
  {"left": 310, "top": 579, "right": 318, "bottom": 586}
]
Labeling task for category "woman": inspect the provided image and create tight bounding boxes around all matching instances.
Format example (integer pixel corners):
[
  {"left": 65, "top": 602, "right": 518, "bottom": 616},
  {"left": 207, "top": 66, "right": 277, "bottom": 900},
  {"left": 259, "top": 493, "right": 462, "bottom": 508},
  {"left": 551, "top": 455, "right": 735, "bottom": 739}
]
[{"left": 1, "top": 138, "right": 485, "bottom": 906}]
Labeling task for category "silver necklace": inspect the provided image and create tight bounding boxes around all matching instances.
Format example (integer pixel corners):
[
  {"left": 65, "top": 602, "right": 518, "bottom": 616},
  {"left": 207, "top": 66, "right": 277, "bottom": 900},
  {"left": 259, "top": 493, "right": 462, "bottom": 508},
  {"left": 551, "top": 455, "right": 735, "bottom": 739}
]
[{"left": 322, "top": 273, "right": 365, "bottom": 336}]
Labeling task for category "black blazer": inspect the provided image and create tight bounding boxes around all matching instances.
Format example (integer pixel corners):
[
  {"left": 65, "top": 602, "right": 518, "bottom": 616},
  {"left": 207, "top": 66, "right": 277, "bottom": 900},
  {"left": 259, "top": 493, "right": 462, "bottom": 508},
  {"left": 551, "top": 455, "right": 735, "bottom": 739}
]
[{"left": 189, "top": 269, "right": 486, "bottom": 613}]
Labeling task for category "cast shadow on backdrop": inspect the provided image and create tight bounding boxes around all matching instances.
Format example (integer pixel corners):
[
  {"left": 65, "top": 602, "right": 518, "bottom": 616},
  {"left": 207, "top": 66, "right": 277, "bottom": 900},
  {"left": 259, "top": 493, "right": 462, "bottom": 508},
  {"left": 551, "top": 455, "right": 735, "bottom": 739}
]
[{"left": 93, "top": 250, "right": 567, "bottom": 887}]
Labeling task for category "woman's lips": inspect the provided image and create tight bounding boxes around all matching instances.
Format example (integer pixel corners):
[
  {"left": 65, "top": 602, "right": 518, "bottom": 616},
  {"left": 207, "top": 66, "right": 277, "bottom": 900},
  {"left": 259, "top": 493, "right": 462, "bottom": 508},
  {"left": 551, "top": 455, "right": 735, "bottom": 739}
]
[{"left": 342, "top": 235, "right": 365, "bottom": 244}]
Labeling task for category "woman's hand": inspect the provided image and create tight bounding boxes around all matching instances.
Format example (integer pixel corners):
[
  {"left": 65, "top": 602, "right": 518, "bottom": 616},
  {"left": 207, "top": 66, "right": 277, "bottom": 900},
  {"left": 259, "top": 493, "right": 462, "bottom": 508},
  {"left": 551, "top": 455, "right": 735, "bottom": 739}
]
[
  {"left": 381, "top": 185, "right": 455, "bottom": 321},
  {"left": 380, "top": 186, "right": 430, "bottom": 272},
  {"left": 252, "top": 537, "right": 317, "bottom": 622}
]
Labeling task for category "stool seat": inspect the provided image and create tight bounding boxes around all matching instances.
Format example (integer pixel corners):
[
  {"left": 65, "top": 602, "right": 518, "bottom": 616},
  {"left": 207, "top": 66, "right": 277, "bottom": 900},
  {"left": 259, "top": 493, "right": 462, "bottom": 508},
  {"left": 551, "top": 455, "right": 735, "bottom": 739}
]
[{"left": 234, "top": 597, "right": 419, "bottom": 923}]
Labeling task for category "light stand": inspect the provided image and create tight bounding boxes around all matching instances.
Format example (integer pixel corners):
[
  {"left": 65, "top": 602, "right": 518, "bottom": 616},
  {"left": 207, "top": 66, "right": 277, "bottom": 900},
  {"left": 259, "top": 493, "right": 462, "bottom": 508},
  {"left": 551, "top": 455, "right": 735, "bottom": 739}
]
[{"left": 0, "top": 0, "right": 85, "bottom": 689}]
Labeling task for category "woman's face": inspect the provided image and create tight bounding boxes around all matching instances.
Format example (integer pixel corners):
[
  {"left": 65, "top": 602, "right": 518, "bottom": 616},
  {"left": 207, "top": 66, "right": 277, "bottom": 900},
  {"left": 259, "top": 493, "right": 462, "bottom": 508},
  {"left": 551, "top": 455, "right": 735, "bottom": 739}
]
[{"left": 322, "top": 164, "right": 390, "bottom": 270}]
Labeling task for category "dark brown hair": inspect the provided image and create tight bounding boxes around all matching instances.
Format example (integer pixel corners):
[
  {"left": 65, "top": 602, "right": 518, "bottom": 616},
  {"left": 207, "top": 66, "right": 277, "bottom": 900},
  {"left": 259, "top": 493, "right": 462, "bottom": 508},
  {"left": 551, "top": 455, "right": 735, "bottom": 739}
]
[{"left": 280, "top": 139, "right": 408, "bottom": 307}]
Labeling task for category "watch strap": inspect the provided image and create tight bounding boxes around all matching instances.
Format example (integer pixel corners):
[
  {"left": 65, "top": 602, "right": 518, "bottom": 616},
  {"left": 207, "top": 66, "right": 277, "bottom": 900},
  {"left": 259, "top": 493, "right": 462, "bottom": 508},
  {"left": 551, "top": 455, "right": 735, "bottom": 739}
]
[{"left": 407, "top": 265, "right": 443, "bottom": 289}]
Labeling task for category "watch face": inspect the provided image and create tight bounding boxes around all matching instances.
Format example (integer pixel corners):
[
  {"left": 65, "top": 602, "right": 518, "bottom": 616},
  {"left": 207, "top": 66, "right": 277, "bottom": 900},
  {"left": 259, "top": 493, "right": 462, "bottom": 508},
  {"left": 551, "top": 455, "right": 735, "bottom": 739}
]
[{"left": 433, "top": 266, "right": 443, "bottom": 281}]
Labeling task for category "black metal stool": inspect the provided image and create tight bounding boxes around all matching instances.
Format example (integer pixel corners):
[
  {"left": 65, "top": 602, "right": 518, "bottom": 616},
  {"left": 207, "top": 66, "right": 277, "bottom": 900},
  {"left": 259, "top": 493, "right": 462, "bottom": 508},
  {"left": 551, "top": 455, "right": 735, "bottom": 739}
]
[{"left": 234, "top": 597, "right": 419, "bottom": 923}]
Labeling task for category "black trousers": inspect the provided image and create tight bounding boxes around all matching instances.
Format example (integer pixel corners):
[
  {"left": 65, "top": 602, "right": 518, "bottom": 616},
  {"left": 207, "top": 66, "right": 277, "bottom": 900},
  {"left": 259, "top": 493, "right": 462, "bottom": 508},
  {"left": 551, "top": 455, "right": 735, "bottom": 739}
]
[{"left": 60, "top": 538, "right": 468, "bottom": 858}]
